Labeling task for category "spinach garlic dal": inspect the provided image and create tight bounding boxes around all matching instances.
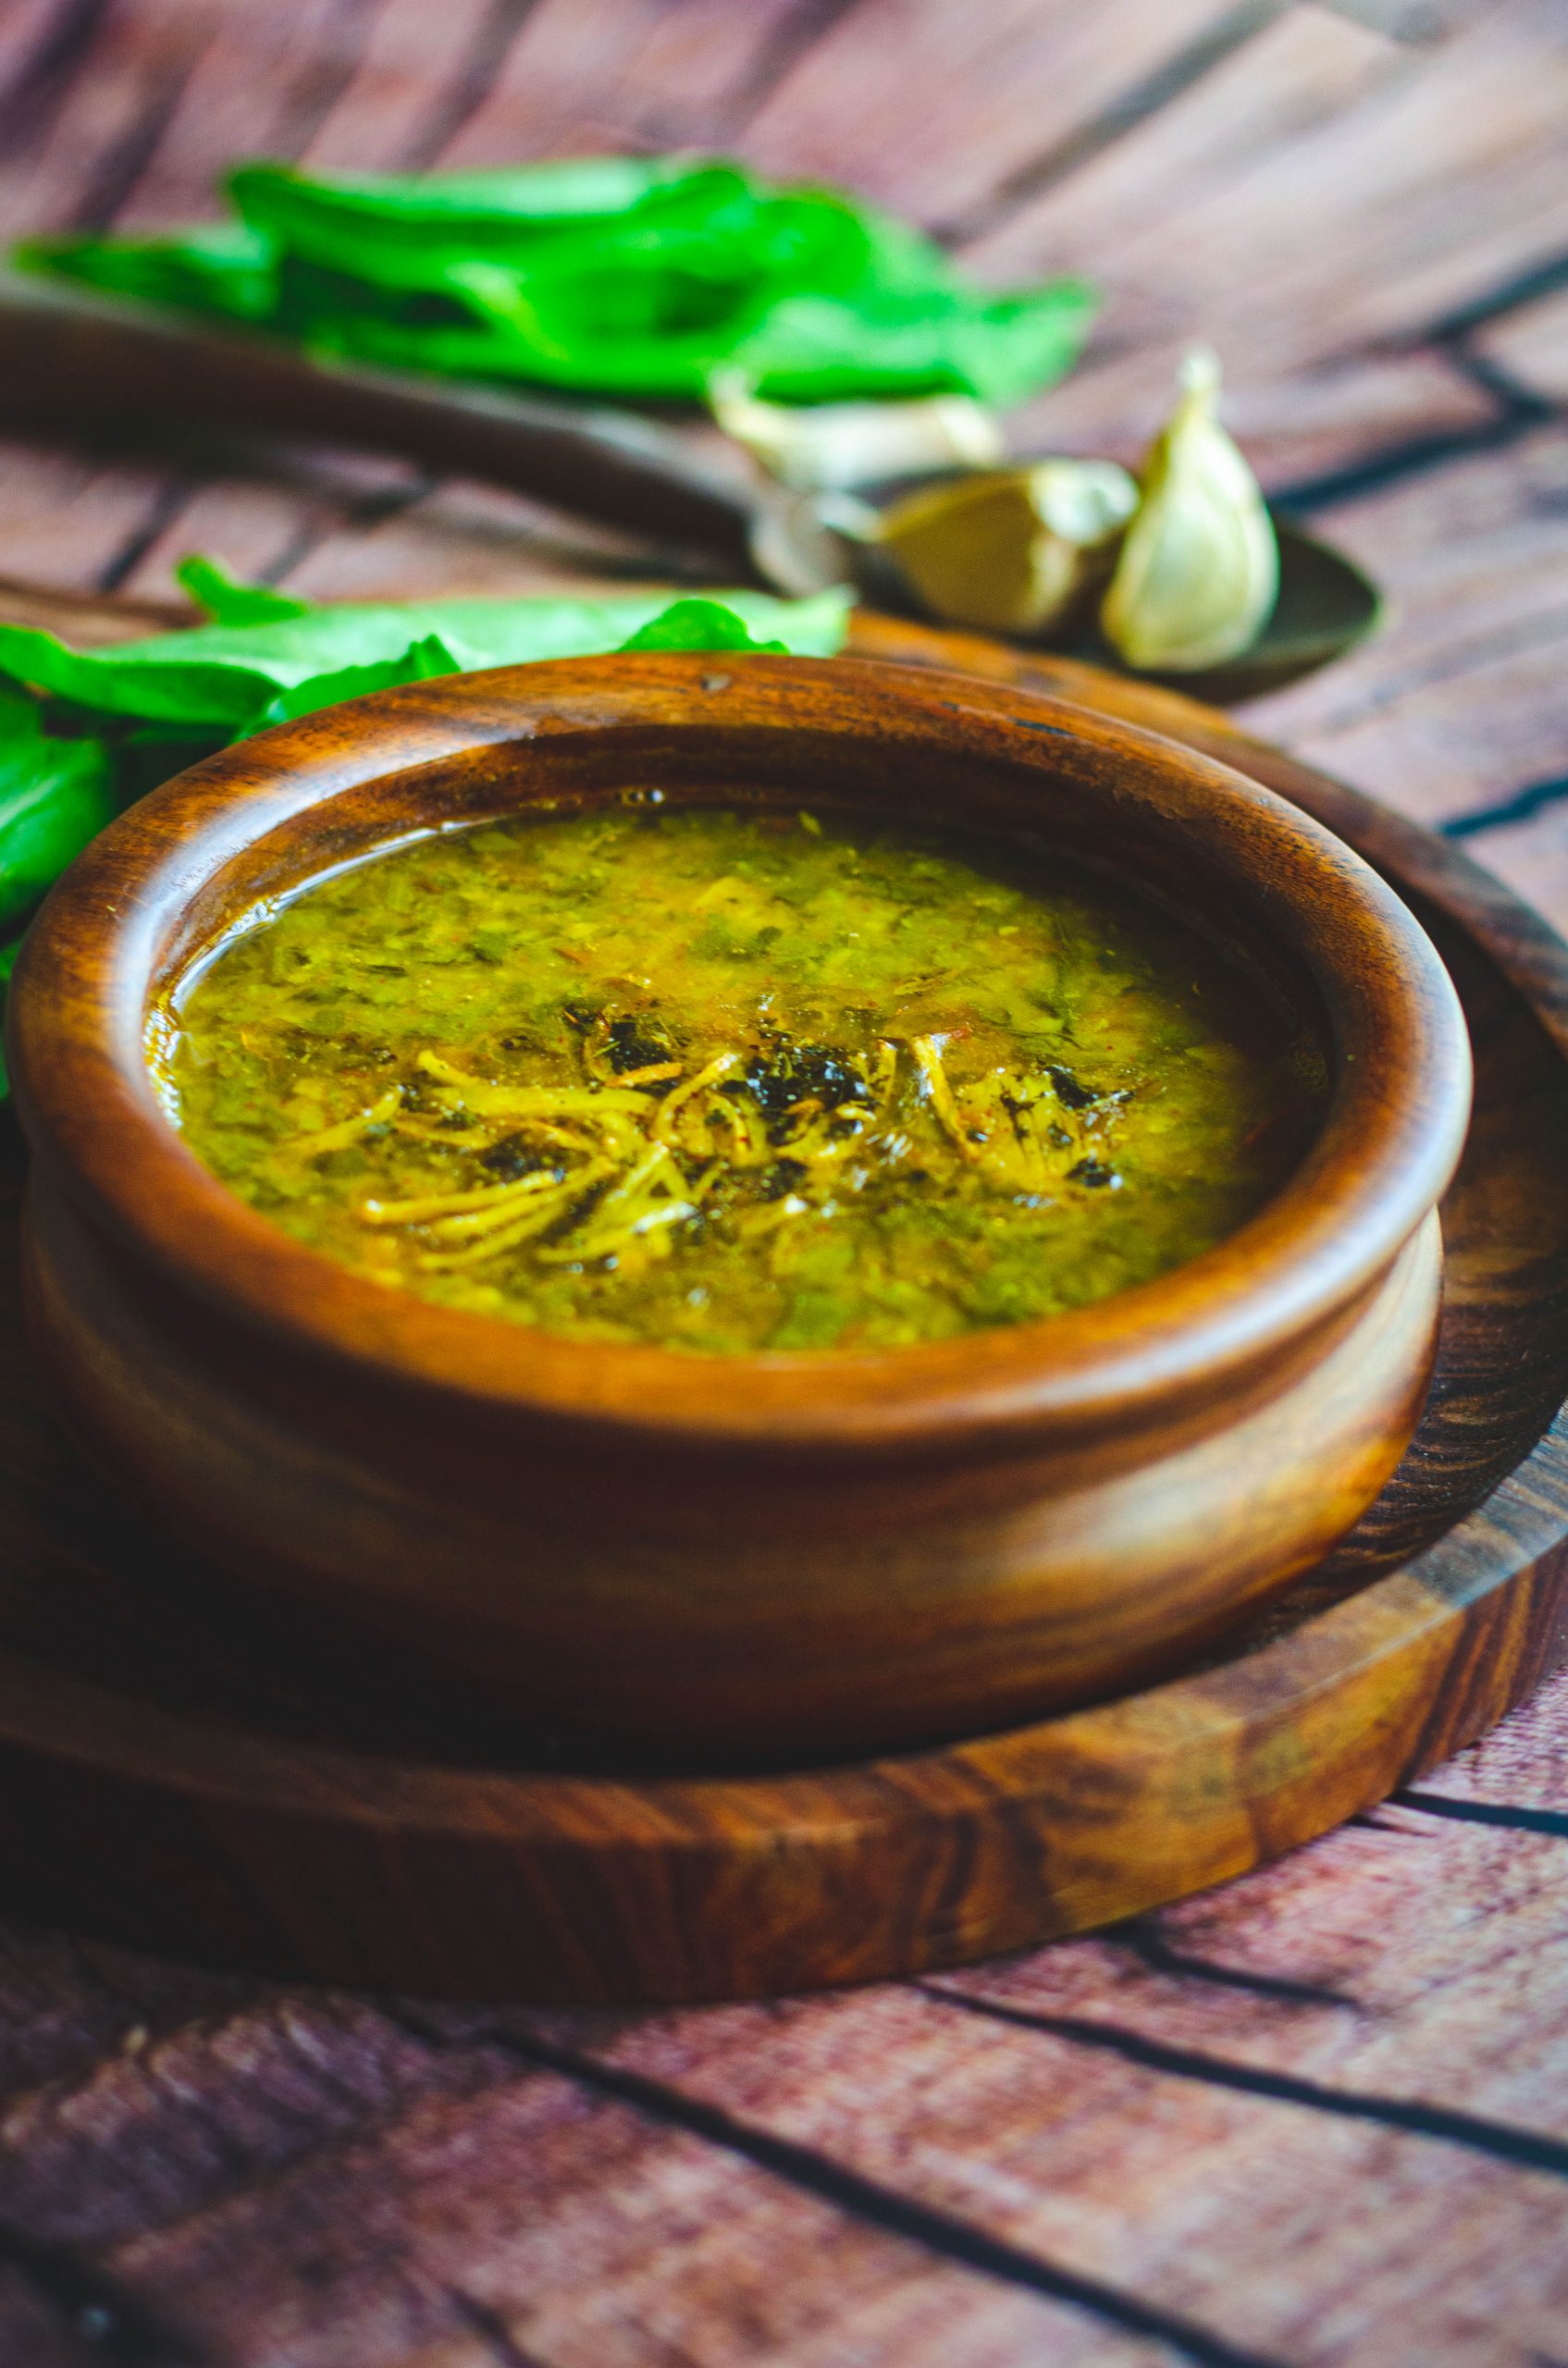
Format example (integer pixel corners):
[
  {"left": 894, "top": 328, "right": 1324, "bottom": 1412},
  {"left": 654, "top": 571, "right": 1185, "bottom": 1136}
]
[{"left": 155, "top": 805, "right": 1327, "bottom": 1354}]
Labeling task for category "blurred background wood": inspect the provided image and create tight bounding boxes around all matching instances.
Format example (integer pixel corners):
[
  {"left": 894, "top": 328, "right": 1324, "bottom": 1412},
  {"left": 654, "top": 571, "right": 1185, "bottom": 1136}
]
[{"left": 0, "top": 0, "right": 1562, "bottom": 2361}]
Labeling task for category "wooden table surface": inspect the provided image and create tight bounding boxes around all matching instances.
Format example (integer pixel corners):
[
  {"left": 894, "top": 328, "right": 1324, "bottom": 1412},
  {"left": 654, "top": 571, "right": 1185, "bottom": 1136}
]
[{"left": 0, "top": 3, "right": 1565, "bottom": 2362}]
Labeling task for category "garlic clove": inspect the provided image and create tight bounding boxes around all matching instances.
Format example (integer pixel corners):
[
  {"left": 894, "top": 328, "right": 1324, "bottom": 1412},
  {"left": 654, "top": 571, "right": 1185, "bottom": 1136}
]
[
  {"left": 871, "top": 459, "right": 1137, "bottom": 636},
  {"left": 1101, "top": 348, "right": 1278, "bottom": 672},
  {"left": 710, "top": 372, "right": 1005, "bottom": 491}
]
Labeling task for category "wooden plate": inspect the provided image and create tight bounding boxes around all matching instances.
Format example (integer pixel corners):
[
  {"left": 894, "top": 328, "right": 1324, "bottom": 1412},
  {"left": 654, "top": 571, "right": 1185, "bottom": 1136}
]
[{"left": 2, "top": 610, "right": 1565, "bottom": 2004}]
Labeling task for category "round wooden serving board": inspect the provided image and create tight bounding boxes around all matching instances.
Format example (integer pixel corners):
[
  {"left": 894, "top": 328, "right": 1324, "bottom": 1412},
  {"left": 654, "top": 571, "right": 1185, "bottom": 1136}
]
[{"left": 3, "top": 609, "right": 1567, "bottom": 2004}]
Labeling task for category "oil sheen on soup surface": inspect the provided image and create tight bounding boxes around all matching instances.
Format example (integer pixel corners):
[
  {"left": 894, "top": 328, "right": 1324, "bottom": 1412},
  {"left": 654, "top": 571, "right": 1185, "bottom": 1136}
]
[{"left": 154, "top": 801, "right": 1327, "bottom": 1354}]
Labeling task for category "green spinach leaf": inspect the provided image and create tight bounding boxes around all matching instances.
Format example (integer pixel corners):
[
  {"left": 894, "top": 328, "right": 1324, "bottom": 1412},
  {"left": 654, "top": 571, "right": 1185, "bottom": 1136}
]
[
  {"left": 0, "top": 585, "right": 849, "bottom": 733},
  {"left": 616, "top": 598, "right": 787, "bottom": 653},
  {"left": 175, "top": 552, "right": 312, "bottom": 625},
  {"left": 19, "top": 154, "right": 1093, "bottom": 406},
  {"left": 0, "top": 693, "right": 117, "bottom": 936}
]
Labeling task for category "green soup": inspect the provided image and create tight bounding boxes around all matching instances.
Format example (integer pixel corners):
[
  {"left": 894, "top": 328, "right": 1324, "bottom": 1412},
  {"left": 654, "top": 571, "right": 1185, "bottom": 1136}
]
[{"left": 155, "top": 802, "right": 1327, "bottom": 1354}]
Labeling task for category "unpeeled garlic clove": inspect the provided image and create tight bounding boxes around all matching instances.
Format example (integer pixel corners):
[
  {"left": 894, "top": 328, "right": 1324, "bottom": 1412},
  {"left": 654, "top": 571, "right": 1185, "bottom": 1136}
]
[
  {"left": 1101, "top": 348, "right": 1278, "bottom": 672},
  {"left": 870, "top": 459, "right": 1138, "bottom": 636},
  {"left": 709, "top": 372, "right": 1006, "bottom": 491}
]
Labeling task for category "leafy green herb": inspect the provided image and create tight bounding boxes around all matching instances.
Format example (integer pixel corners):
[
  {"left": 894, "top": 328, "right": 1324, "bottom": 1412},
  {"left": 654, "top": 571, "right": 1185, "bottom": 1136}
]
[
  {"left": 0, "top": 693, "right": 117, "bottom": 935},
  {"left": 616, "top": 598, "right": 787, "bottom": 654},
  {"left": 174, "top": 552, "right": 311, "bottom": 625},
  {"left": 19, "top": 154, "right": 1094, "bottom": 407},
  {"left": 241, "top": 632, "right": 463, "bottom": 734},
  {"left": 0, "top": 570, "right": 849, "bottom": 1094},
  {"left": 0, "top": 583, "right": 847, "bottom": 734}
]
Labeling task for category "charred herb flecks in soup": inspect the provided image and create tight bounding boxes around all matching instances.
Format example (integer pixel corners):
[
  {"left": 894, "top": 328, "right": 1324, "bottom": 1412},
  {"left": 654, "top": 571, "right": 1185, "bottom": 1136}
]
[{"left": 156, "top": 804, "right": 1327, "bottom": 1353}]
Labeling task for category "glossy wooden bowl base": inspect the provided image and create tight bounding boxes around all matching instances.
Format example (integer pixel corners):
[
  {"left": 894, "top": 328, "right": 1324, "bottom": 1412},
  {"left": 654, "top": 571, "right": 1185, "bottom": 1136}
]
[
  {"left": 0, "top": 624, "right": 1558, "bottom": 1999},
  {"left": 18, "top": 1194, "right": 1444, "bottom": 1756}
]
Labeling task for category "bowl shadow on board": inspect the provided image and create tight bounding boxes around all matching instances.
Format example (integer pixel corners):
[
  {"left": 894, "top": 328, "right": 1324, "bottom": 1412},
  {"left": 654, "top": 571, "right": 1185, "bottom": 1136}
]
[{"left": 10, "top": 882, "right": 1565, "bottom": 1794}]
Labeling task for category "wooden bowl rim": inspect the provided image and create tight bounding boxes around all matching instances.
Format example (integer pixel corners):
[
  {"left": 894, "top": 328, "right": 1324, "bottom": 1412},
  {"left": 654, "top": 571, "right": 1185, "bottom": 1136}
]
[{"left": 6, "top": 651, "right": 1471, "bottom": 1455}]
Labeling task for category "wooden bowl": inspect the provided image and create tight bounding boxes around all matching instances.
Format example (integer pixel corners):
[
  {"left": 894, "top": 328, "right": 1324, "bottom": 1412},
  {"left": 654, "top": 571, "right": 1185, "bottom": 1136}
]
[{"left": 6, "top": 655, "right": 1471, "bottom": 1758}]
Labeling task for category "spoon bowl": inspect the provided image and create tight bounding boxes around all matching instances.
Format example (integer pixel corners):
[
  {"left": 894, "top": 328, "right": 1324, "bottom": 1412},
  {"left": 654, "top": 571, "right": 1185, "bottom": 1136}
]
[{"left": 752, "top": 485, "right": 1381, "bottom": 704}]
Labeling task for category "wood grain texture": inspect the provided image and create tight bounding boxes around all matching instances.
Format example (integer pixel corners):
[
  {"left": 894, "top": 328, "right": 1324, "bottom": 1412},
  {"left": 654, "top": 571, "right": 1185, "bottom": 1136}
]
[
  {"left": 0, "top": 1680, "right": 1564, "bottom": 2367},
  {"left": 0, "top": 0, "right": 1560, "bottom": 822},
  {"left": 1245, "top": 430, "right": 1568, "bottom": 830},
  {"left": 0, "top": 616, "right": 1547, "bottom": 2014},
  {"left": 967, "top": 0, "right": 1568, "bottom": 372},
  {"left": 1475, "top": 281, "right": 1568, "bottom": 406},
  {"left": 0, "top": 0, "right": 1562, "bottom": 2355}
]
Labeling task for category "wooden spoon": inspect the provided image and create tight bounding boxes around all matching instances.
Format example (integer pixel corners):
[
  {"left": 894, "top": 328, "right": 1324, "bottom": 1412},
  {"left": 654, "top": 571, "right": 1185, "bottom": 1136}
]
[{"left": 0, "top": 271, "right": 1378, "bottom": 700}]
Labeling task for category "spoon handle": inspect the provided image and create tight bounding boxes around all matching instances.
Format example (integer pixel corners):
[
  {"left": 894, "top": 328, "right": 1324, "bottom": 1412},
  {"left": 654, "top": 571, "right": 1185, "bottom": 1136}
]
[{"left": 0, "top": 271, "right": 759, "bottom": 562}]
